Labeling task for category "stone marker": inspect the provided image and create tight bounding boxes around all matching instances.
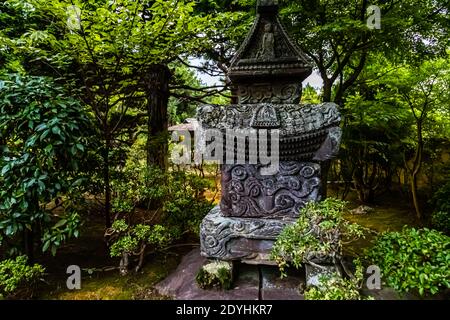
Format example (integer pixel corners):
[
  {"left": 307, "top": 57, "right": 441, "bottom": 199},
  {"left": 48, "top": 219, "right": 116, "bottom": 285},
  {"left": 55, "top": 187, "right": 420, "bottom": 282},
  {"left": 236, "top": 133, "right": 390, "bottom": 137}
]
[{"left": 197, "top": 0, "right": 342, "bottom": 265}]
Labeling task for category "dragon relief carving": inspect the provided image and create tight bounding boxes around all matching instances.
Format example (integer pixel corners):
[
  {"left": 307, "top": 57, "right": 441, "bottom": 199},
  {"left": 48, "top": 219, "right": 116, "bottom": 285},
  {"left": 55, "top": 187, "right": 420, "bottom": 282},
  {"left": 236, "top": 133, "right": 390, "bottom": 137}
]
[{"left": 220, "top": 162, "right": 321, "bottom": 218}]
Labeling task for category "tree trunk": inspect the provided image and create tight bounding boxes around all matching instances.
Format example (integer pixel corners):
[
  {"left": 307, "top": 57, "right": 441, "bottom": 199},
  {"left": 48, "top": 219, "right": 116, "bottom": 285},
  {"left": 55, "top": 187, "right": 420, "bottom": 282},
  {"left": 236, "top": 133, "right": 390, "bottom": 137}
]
[
  {"left": 24, "top": 228, "right": 34, "bottom": 263},
  {"left": 323, "top": 80, "right": 332, "bottom": 103},
  {"left": 410, "top": 173, "right": 421, "bottom": 220},
  {"left": 119, "top": 252, "right": 129, "bottom": 276},
  {"left": 103, "top": 137, "right": 112, "bottom": 228},
  {"left": 135, "top": 244, "right": 147, "bottom": 273},
  {"left": 409, "top": 121, "right": 424, "bottom": 220},
  {"left": 146, "top": 64, "right": 171, "bottom": 170}
]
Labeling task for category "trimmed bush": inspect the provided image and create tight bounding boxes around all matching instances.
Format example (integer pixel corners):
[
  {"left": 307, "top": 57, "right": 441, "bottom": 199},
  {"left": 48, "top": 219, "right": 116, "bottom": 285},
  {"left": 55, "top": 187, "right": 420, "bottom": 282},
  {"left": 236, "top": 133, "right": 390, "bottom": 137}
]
[
  {"left": 271, "top": 198, "right": 364, "bottom": 277},
  {"left": 0, "top": 256, "right": 45, "bottom": 299},
  {"left": 365, "top": 227, "right": 450, "bottom": 296},
  {"left": 305, "top": 273, "right": 371, "bottom": 300}
]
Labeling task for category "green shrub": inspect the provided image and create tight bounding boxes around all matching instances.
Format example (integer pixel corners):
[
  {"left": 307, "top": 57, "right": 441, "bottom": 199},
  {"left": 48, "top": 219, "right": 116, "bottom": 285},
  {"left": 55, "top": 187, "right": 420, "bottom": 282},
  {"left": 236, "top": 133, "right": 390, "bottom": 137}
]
[
  {"left": 271, "top": 198, "right": 364, "bottom": 277},
  {"left": 431, "top": 211, "right": 450, "bottom": 234},
  {"left": 304, "top": 260, "right": 373, "bottom": 300},
  {"left": 108, "top": 165, "right": 214, "bottom": 274},
  {"left": 431, "top": 181, "right": 450, "bottom": 213},
  {"left": 430, "top": 182, "right": 450, "bottom": 234},
  {"left": 365, "top": 227, "right": 450, "bottom": 296},
  {"left": 0, "top": 75, "right": 90, "bottom": 256},
  {"left": 305, "top": 277, "right": 368, "bottom": 300},
  {"left": 0, "top": 256, "right": 45, "bottom": 299},
  {"left": 111, "top": 165, "right": 213, "bottom": 237},
  {"left": 109, "top": 220, "right": 173, "bottom": 258}
]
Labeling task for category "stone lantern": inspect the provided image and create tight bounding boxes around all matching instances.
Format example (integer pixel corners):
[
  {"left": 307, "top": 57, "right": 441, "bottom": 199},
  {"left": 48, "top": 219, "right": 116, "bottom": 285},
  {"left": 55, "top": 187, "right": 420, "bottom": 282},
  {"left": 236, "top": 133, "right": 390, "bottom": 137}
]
[{"left": 197, "top": 0, "right": 342, "bottom": 265}]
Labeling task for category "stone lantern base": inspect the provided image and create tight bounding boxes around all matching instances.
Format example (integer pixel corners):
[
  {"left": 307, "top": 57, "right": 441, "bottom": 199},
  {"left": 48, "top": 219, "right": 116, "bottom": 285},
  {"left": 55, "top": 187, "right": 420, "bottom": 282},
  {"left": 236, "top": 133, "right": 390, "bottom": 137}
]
[{"left": 200, "top": 206, "right": 296, "bottom": 264}]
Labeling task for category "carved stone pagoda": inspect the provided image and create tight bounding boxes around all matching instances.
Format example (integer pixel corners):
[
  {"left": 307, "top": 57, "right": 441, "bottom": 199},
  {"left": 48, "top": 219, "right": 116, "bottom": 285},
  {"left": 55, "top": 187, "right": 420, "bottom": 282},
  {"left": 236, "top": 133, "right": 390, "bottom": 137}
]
[{"left": 197, "top": 0, "right": 342, "bottom": 264}]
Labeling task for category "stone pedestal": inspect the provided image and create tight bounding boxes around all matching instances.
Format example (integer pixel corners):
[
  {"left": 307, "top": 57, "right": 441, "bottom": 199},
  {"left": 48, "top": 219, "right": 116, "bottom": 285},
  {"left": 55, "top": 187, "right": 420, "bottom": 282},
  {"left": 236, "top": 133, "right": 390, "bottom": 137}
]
[{"left": 200, "top": 206, "right": 295, "bottom": 264}]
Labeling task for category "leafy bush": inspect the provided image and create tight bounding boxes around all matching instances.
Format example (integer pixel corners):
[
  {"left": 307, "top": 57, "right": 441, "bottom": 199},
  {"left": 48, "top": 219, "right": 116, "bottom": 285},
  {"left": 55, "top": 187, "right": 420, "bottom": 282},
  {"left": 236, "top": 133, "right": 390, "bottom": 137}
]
[
  {"left": 109, "top": 220, "right": 173, "bottom": 258},
  {"left": 365, "top": 227, "right": 450, "bottom": 296},
  {"left": 111, "top": 165, "right": 214, "bottom": 237},
  {"left": 0, "top": 256, "right": 45, "bottom": 299},
  {"left": 430, "top": 182, "right": 450, "bottom": 234},
  {"left": 108, "top": 165, "right": 213, "bottom": 273},
  {"left": 431, "top": 181, "right": 450, "bottom": 213},
  {"left": 163, "top": 170, "right": 214, "bottom": 237},
  {"left": 305, "top": 275, "right": 360, "bottom": 300},
  {"left": 271, "top": 198, "right": 364, "bottom": 277},
  {"left": 304, "top": 260, "right": 373, "bottom": 300},
  {"left": 431, "top": 211, "right": 450, "bottom": 234},
  {"left": 0, "top": 75, "right": 91, "bottom": 256},
  {"left": 108, "top": 219, "right": 175, "bottom": 274}
]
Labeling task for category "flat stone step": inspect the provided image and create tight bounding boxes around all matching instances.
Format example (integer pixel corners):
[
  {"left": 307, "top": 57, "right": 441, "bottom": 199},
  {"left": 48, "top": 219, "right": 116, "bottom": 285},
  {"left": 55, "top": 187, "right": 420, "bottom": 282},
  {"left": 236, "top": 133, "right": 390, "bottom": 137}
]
[
  {"left": 260, "top": 266, "right": 304, "bottom": 300},
  {"left": 154, "top": 248, "right": 304, "bottom": 300}
]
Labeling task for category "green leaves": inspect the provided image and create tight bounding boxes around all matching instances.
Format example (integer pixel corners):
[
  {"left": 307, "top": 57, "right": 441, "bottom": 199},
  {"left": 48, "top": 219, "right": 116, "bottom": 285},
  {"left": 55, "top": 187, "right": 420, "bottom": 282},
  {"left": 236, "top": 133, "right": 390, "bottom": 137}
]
[
  {"left": 365, "top": 227, "right": 450, "bottom": 296},
  {"left": 271, "top": 198, "right": 365, "bottom": 277},
  {"left": 0, "top": 255, "right": 45, "bottom": 298},
  {"left": 304, "top": 269, "right": 372, "bottom": 300},
  {"left": 0, "top": 74, "right": 90, "bottom": 255},
  {"left": 41, "top": 212, "right": 81, "bottom": 256},
  {"left": 51, "top": 126, "right": 61, "bottom": 136},
  {"left": 107, "top": 164, "right": 213, "bottom": 267}
]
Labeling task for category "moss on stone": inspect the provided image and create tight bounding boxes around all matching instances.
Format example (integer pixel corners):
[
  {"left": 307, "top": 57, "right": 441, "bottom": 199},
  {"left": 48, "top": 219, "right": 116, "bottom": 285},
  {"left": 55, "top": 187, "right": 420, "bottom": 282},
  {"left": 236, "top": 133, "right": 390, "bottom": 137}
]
[{"left": 196, "top": 261, "right": 233, "bottom": 290}]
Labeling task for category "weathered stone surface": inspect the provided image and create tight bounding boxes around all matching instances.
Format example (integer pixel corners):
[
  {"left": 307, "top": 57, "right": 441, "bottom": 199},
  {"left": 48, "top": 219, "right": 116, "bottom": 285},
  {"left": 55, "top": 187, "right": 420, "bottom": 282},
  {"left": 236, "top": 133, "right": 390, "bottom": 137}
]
[
  {"left": 155, "top": 249, "right": 305, "bottom": 300},
  {"left": 155, "top": 249, "right": 259, "bottom": 300},
  {"left": 229, "top": 0, "right": 312, "bottom": 90},
  {"left": 260, "top": 266, "right": 304, "bottom": 300},
  {"left": 237, "top": 83, "right": 303, "bottom": 104},
  {"left": 197, "top": 103, "right": 342, "bottom": 162},
  {"left": 154, "top": 248, "right": 205, "bottom": 299},
  {"left": 200, "top": 206, "right": 295, "bottom": 262},
  {"left": 350, "top": 205, "right": 375, "bottom": 215},
  {"left": 221, "top": 162, "right": 322, "bottom": 218}
]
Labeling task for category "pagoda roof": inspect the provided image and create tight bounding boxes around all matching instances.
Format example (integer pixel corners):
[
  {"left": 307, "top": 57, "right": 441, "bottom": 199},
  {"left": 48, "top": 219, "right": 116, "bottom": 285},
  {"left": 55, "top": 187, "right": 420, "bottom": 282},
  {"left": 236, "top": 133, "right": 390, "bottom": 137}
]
[{"left": 228, "top": 0, "right": 313, "bottom": 83}]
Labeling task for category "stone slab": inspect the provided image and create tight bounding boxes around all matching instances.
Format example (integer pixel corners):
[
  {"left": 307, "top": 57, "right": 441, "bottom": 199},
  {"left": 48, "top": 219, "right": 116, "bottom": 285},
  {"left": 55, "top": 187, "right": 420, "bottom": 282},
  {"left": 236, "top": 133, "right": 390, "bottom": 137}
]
[
  {"left": 260, "top": 266, "right": 304, "bottom": 300},
  {"left": 155, "top": 248, "right": 307, "bottom": 300},
  {"left": 154, "top": 249, "right": 259, "bottom": 300},
  {"left": 155, "top": 249, "right": 421, "bottom": 300},
  {"left": 200, "top": 206, "right": 295, "bottom": 263}
]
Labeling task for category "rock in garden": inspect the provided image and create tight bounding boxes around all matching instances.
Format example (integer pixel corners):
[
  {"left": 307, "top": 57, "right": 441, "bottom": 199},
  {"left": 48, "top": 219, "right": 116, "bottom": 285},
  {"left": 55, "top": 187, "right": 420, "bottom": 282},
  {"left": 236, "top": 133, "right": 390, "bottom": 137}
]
[
  {"left": 350, "top": 205, "right": 375, "bottom": 215},
  {"left": 196, "top": 260, "right": 234, "bottom": 290}
]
